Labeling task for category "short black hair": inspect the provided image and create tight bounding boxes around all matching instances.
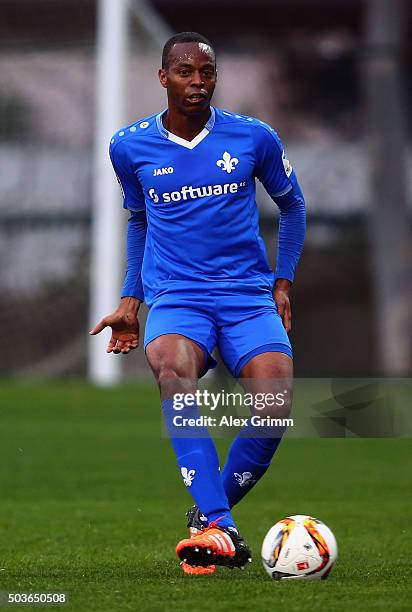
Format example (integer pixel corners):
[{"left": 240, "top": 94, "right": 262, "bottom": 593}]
[{"left": 162, "top": 32, "right": 215, "bottom": 69}]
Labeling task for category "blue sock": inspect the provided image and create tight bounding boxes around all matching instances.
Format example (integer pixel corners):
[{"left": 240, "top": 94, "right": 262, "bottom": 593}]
[
  {"left": 221, "top": 421, "right": 285, "bottom": 508},
  {"left": 162, "top": 399, "right": 236, "bottom": 529}
]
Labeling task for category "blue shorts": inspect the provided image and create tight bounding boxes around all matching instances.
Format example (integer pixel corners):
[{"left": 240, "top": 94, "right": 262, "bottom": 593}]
[
  {"left": 144, "top": 284, "right": 292, "bottom": 377},
  {"left": 144, "top": 283, "right": 292, "bottom": 378}
]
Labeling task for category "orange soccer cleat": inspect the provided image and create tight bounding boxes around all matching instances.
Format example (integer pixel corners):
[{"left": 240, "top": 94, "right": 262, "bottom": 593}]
[
  {"left": 181, "top": 506, "right": 216, "bottom": 575},
  {"left": 177, "top": 513, "right": 252, "bottom": 571}
]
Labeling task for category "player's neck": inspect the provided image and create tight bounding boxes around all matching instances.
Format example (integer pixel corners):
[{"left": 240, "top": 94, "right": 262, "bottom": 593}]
[{"left": 163, "top": 107, "right": 211, "bottom": 142}]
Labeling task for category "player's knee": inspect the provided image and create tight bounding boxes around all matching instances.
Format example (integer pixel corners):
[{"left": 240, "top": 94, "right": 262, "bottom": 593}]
[
  {"left": 147, "top": 350, "right": 197, "bottom": 380},
  {"left": 156, "top": 364, "right": 182, "bottom": 385},
  {"left": 242, "top": 374, "right": 293, "bottom": 419},
  {"left": 253, "top": 386, "right": 292, "bottom": 419},
  {"left": 148, "top": 356, "right": 196, "bottom": 393},
  {"left": 241, "top": 352, "right": 293, "bottom": 380},
  {"left": 146, "top": 336, "right": 203, "bottom": 383},
  {"left": 157, "top": 366, "right": 197, "bottom": 397}
]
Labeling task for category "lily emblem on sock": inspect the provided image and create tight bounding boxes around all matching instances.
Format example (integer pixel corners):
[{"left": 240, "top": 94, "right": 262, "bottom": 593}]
[
  {"left": 181, "top": 467, "right": 196, "bottom": 487},
  {"left": 234, "top": 472, "right": 256, "bottom": 487}
]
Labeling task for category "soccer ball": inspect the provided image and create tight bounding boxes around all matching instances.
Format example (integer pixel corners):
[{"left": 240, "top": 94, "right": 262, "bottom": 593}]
[{"left": 261, "top": 514, "right": 338, "bottom": 580}]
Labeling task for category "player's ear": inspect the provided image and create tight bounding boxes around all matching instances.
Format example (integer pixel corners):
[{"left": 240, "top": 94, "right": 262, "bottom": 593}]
[{"left": 158, "top": 68, "right": 168, "bottom": 89}]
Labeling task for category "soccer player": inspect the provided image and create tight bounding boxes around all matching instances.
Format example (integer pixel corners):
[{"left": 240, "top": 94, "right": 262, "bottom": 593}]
[{"left": 90, "top": 32, "right": 306, "bottom": 574}]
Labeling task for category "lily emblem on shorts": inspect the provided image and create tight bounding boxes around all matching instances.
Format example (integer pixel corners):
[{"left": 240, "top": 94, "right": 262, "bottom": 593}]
[{"left": 217, "top": 151, "right": 239, "bottom": 174}]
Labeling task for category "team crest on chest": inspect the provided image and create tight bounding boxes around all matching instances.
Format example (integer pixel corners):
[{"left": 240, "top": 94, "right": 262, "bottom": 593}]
[{"left": 216, "top": 151, "right": 239, "bottom": 174}]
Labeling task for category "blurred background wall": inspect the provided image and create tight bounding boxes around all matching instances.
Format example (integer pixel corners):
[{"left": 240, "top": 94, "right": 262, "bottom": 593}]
[{"left": 0, "top": 0, "right": 411, "bottom": 380}]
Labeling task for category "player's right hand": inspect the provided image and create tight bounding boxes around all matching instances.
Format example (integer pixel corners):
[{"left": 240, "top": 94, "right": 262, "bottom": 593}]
[{"left": 89, "top": 298, "right": 140, "bottom": 354}]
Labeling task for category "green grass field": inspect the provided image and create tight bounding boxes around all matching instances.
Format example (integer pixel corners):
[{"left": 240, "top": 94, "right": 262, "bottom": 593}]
[{"left": 0, "top": 383, "right": 411, "bottom": 611}]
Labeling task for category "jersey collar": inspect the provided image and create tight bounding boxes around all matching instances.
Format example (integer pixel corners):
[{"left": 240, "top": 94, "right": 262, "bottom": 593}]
[{"left": 155, "top": 106, "right": 215, "bottom": 150}]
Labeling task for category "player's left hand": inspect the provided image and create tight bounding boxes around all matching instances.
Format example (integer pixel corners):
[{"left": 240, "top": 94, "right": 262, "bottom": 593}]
[{"left": 273, "top": 280, "right": 292, "bottom": 333}]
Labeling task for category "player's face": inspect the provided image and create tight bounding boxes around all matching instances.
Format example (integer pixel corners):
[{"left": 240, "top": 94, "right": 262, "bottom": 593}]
[{"left": 159, "top": 42, "right": 217, "bottom": 114}]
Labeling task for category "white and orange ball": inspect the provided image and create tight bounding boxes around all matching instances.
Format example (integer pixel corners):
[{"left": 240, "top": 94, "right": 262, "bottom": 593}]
[{"left": 261, "top": 515, "right": 338, "bottom": 580}]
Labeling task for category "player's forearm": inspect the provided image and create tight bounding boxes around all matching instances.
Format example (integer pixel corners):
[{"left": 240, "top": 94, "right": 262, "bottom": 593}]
[
  {"left": 121, "top": 210, "right": 147, "bottom": 301},
  {"left": 273, "top": 173, "right": 306, "bottom": 284}
]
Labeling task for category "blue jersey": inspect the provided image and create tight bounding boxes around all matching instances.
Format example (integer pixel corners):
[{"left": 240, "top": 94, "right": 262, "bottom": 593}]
[{"left": 110, "top": 107, "right": 301, "bottom": 305}]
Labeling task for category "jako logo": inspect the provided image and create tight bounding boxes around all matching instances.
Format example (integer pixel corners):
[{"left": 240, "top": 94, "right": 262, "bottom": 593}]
[
  {"left": 181, "top": 467, "right": 195, "bottom": 487},
  {"left": 217, "top": 151, "right": 239, "bottom": 174},
  {"left": 153, "top": 166, "right": 174, "bottom": 176}
]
